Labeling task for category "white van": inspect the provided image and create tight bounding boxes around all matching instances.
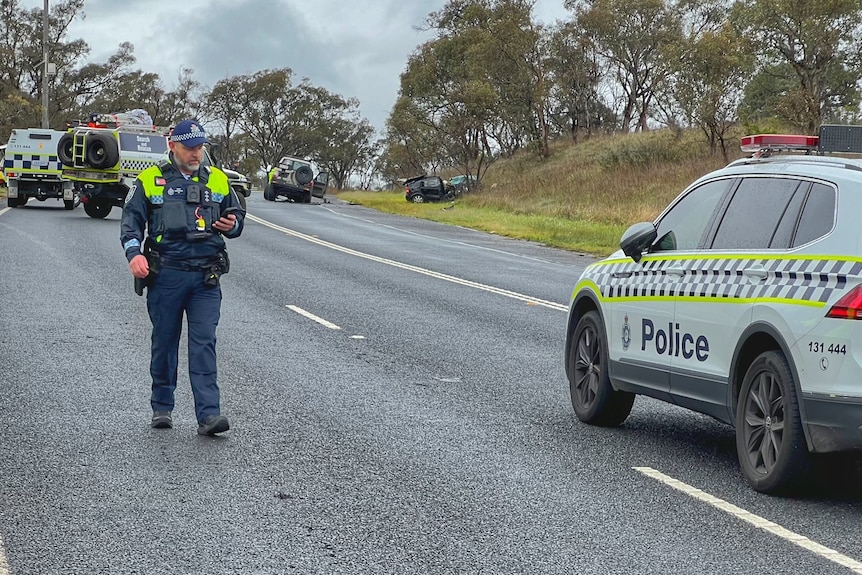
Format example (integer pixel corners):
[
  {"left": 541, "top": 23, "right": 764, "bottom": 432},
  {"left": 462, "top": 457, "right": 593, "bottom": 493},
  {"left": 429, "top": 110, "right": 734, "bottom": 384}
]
[{"left": 3, "top": 128, "right": 74, "bottom": 209}]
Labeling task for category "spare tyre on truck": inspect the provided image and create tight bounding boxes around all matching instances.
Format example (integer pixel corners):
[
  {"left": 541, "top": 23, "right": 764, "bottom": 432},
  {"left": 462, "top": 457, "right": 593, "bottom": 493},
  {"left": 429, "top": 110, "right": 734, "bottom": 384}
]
[
  {"left": 265, "top": 155, "right": 329, "bottom": 203},
  {"left": 58, "top": 112, "right": 169, "bottom": 219}
]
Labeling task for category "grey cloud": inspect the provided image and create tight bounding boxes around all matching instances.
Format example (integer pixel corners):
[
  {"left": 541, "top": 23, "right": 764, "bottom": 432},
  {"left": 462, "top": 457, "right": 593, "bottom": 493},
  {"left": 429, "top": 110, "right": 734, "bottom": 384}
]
[{"left": 32, "top": 0, "right": 568, "bottom": 134}]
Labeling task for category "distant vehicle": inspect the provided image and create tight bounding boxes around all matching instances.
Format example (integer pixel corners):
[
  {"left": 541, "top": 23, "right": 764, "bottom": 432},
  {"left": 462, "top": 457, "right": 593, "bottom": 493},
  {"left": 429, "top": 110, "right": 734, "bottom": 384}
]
[
  {"left": 404, "top": 174, "right": 452, "bottom": 203},
  {"left": 264, "top": 156, "right": 329, "bottom": 203},
  {"left": 566, "top": 125, "right": 862, "bottom": 494},
  {"left": 446, "top": 174, "right": 479, "bottom": 193},
  {"left": 4, "top": 128, "right": 74, "bottom": 209}
]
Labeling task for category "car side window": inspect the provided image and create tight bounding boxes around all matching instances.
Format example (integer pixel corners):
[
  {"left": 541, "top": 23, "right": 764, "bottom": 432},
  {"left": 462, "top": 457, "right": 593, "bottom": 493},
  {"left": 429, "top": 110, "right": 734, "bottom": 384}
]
[
  {"left": 792, "top": 183, "right": 836, "bottom": 247},
  {"left": 711, "top": 178, "right": 802, "bottom": 250},
  {"left": 653, "top": 178, "right": 730, "bottom": 252}
]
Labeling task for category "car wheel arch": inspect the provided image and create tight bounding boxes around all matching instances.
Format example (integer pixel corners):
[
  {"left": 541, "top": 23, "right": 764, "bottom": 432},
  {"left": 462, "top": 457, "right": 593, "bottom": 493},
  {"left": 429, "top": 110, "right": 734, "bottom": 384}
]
[
  {"left": 565, "top": 290, "right": 604, "bottom": 380},
  {"left": 729, "top": 322, "right": 813, "bottom": 451}
]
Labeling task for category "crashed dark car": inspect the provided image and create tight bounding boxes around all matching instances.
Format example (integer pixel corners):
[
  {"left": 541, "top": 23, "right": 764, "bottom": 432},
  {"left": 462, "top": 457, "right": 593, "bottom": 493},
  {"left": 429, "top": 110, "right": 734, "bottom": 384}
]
[{"left": 404, "top": 175, "right": 452, "bottom": 203}]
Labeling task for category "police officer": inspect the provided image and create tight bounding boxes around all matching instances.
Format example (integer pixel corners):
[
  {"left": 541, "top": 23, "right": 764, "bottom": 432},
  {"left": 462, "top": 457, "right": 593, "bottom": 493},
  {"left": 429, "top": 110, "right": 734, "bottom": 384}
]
[{"left": 120, "top": 119, "right": 245, "bottom": 436}]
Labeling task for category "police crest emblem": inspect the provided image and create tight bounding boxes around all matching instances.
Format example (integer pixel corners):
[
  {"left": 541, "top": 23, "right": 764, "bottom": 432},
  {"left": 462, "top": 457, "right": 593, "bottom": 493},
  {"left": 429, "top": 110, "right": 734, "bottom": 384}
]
[{"left": 622, "top": 314, "right": 631, "bottom": 351}]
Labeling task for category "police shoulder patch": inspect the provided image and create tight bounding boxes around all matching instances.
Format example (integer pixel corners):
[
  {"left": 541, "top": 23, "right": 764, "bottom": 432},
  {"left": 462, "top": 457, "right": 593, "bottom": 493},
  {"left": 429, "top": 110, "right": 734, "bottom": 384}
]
[
  {"left": 155, "top": 176, "right": 166, "bottom": 186},
  {"left": 124, "top": 184, "right": 137, "bottom": 204}
]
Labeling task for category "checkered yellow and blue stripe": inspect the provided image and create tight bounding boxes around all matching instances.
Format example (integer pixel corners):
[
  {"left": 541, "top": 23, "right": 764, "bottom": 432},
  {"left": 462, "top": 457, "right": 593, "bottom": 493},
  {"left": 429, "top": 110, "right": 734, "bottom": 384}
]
[
  {"left": 3, "top": 154, "right": 62, "bottom": 172},
  {"left": 579, "top": 255, "right": 862, "bottom": 307},
  {"left": 121, "top": 159, "right": 159, "bottom": 173}
]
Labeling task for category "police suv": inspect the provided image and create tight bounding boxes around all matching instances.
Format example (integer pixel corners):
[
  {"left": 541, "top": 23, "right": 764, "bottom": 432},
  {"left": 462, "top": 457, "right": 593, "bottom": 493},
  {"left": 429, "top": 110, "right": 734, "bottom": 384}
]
[{"left": 565, "top": 125, "right": 862, "bottom": 494}]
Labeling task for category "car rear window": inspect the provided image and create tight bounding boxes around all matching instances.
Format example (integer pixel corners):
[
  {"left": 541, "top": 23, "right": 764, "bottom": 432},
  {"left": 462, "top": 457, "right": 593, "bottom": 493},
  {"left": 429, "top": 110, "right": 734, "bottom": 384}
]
[
  {"left": 711, "top": 177, "right": 804, "bottom": 250},
  {"left": 792, "top": 183, "right": 835, "bottom": 246}
]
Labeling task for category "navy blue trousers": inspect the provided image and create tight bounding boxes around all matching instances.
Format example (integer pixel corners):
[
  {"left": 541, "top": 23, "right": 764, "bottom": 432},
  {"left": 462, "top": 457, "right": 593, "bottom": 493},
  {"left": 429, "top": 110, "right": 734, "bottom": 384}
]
[{"left": 146, "top": 266, "right": 222, "bottom": 424}]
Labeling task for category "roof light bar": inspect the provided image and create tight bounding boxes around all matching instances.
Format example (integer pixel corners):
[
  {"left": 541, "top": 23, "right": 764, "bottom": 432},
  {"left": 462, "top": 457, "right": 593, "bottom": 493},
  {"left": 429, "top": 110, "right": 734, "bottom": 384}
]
[{"left": 740, "top": 134, "right": 819, "bottom": 154}]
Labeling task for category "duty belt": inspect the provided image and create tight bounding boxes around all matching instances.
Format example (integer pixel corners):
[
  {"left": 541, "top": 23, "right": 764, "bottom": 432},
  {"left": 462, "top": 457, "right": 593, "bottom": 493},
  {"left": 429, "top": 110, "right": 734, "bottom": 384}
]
[{"left": 158, "top": 256, "right": 220, "bottom": 272}]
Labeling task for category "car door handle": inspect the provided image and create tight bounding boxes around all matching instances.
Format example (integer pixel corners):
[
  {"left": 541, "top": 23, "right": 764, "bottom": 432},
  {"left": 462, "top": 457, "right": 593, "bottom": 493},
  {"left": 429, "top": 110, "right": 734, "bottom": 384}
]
[
  {"left": 743, "top": 266, "right": 768, "bottom": 281},
  {"left": 665, "top": 266, "right": 686, "bottom": 276}
]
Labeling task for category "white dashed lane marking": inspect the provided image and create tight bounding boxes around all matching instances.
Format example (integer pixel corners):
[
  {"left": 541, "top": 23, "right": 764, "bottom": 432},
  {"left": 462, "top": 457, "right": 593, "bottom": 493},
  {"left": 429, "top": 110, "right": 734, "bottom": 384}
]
[
  {"left": 635, "top": 467, "right": 862, "bottom": 574},
  {"left": 286, "top": 305, "right": 342, "bottom": 330}
]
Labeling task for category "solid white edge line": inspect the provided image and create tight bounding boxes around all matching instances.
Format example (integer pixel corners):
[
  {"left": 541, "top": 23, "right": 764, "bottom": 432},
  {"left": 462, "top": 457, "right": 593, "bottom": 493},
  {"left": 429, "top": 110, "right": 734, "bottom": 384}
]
[
  {"left": 286, "top": 305, "right": 342, "bottom": 330},
  {"left": 0, "top": 533, "right": 9, "bottom": 575},
  {"left": 248, "top": 214, "right": 569, "bottom": 312},
  {"left": 634, "top": 466, "right": 862, "bottom": 574}
]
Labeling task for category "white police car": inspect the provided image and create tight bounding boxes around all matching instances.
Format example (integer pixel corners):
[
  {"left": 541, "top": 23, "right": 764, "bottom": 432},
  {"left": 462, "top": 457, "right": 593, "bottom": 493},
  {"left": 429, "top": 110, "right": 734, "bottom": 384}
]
[{"left": 565, "top": 125, "right": 862, "bottom": 494}]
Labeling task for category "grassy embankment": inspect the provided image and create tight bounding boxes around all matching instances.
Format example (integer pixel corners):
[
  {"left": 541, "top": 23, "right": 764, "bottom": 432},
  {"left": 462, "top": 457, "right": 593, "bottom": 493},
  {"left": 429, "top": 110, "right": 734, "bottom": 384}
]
[{"left": 338, "top": 129, "right": 745, "bottom": 257}]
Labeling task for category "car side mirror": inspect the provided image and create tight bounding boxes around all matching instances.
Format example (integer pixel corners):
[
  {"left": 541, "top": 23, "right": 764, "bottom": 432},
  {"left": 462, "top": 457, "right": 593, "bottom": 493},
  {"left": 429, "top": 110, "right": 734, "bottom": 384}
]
[{"left": 620, "top": 221, "right": 657, "bottom": 263}]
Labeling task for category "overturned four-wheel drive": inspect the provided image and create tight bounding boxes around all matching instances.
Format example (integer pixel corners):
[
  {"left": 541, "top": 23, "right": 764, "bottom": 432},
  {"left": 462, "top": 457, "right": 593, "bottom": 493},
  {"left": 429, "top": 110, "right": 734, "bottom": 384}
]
[
  {"left": 264, "top": 156, "right": 328, "bottom": 203},
  {"left": 58, "top": 112, "right": 170, "bottom": 219}
]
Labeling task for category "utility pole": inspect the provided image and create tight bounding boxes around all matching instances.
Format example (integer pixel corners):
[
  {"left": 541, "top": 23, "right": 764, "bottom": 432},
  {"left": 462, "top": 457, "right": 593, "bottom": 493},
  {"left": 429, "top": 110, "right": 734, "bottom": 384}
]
[{"left": 41, "top": 0, "right": 49, "bottom": 128}]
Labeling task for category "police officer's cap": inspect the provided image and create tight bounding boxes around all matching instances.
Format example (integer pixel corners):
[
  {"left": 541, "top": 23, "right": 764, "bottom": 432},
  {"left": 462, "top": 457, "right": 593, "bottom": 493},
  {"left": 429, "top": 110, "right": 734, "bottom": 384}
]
[{"left": 170, "top": 119, "right": 208, "bottom": 147}]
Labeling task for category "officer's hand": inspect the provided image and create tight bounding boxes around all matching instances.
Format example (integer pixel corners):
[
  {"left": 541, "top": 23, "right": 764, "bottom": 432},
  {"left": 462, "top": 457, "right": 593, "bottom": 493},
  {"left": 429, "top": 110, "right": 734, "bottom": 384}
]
[
  {"left": 213, "top": 213, "right": 237, "bottom": 233},
  {"left": 129, "top": 254, "right": 149, "bottom": 279}
]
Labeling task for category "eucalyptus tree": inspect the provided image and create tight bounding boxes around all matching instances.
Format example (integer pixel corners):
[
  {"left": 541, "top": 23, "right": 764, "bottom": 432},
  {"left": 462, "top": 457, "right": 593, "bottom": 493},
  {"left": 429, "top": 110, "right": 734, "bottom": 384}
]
[
  {"left": 461, "top": 0, "right": 553, "bottom": 157},
  {"left": 380, "top": 96, "right": 447, "bottom": 180},
  {"left": 730, "top": 0, "right": 862, "bottom": 133},
  {"left": 201, "top": 76, "right": 247, "bottom": 164},
  {"left": 545, "top": 20, "right": 610, "bottom": 141},
  {"left": 71, "top": 64, "right": 200, "bottom": 127},
  {"left": 314, "top": 105, "right": 376, "bottom": 190},
  {"left": 396, "top": 24, "right": 499, "bottom": 179},
  {"left": 662, "top": 23, "right": 753, "bottom": 161},
  {"left": 0, "top": 0, "right": 88, "bottom": 130},
  {"left": 568, "top": 0, "right": 682, "bottom": 132},
  {"left": 232, "top": 68, "right": 310, "bottom": 174}
]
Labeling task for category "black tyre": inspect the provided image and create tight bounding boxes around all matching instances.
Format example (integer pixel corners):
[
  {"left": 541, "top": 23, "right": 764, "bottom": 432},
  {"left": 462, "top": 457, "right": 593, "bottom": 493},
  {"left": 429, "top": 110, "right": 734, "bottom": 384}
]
[
  {"left": 63, "top": 199, "right": 75, "bottom": 210},
  {"left": 303, "top": 190, "right": 312, "bottom": 203},
  {"left": 263, "top": 184, "right": 275, "bottom": 201},
  {"left": 58, "top": 133, "right": 75, "bottom": 166},
  {"left": 230, "top": 186, "right": 248, "bottom": 210},
  {"left": 85, "top": 134, "right": 119, "bottom": 169},
  {"left": 294, "top": 165, "right": 313, "bottom": 185},
  {"left": 568, "top": 310, "right": 635, "bottom": 426},
  {"left": 410, "top": 194, "right": 426, "bottom": 204},
  {"left": 7, "top": 196, "right": 19, "bottom": 208},
  {"left": 83, "top": 201, "right": 111, "bottom": 219},
  {"left": 736, "top": 350, "right": 811, "bottom": 494}
]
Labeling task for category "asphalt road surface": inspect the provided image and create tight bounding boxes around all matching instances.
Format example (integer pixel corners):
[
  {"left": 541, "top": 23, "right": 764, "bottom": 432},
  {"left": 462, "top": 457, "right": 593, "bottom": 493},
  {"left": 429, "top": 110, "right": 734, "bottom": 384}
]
[{"left": 1, "top": 193, "right": 861, "bottom": 575}]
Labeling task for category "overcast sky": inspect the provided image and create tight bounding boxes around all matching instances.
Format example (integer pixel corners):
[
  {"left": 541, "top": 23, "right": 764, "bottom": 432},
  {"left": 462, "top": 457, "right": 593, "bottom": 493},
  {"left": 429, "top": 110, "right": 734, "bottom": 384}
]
[{"left": 23, "top": 0, "right": 571, "bottom": 135}]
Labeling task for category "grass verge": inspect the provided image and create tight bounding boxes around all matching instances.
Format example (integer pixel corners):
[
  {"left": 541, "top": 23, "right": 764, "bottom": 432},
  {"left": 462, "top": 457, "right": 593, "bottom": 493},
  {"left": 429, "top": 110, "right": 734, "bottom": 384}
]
[{"left": 339, "top": 128, "right": 743, "bottom": 257}]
